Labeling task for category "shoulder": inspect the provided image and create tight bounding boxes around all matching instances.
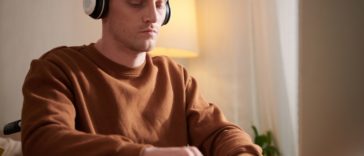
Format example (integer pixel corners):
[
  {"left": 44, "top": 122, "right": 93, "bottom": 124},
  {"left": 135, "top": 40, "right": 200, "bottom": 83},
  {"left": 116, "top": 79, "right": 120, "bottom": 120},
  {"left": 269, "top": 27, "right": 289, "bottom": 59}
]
[
  {"left": 39, "top": 45, "right": 87, "bottom": 62},
  {"left": 149, "top": 55, "right": 192, "bottom": 84},
  {"left": 32, "top": 44, "right": 97, "bottom": 73},
  {"left": 151, "top": 55, "right": 176, "bottom": 64},
  {"left": 27, "top": 45, "right": 93, "bottom": 78},
  {"left": 151, "top": 56, "right": 186, "bottom": 72}
]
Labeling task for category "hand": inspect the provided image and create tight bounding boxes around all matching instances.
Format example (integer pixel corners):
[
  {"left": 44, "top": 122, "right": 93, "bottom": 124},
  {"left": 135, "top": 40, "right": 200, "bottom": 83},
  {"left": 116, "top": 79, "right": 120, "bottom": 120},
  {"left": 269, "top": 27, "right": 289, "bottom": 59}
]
[
  {"left": 141, "top": 146, "right": 203, "bottom": 156},
  {"left": 237, "top": 153, "right": 257, "bottom": 156}
]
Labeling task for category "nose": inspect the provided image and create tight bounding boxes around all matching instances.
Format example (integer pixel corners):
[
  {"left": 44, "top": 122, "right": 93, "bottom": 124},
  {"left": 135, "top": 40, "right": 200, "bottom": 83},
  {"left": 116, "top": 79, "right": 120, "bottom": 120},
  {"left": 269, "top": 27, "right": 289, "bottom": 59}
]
[{"left": 142, "top": 4, "right": 159, "bottom": 24}]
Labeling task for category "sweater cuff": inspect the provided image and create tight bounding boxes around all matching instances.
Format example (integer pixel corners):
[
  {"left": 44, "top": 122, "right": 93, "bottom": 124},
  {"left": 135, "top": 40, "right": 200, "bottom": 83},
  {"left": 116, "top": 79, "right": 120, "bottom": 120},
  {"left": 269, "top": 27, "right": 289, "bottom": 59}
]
[
  {"left": 117, "top": 143, "right": 152, "bottom": 156},
  {"left": 227, "top": 144, "right": 263, "bottom": 156}
]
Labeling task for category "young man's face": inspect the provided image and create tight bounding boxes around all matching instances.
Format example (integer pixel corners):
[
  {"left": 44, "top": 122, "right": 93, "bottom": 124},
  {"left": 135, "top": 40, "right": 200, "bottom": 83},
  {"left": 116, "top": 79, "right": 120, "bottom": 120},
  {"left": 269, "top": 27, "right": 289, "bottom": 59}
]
[{"left": 104, "top": 0, "right": 167, "bottom": 53}]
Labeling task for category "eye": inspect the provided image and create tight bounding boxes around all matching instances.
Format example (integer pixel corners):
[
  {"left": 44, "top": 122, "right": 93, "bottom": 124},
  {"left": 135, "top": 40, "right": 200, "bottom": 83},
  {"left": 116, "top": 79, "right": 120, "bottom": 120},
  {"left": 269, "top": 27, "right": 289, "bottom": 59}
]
[
  {"left": 128, "top": 0, "right": 144, "bottom": 8},
  {"left": 156, "top": 0, "right": 166, "bottom": 9}
]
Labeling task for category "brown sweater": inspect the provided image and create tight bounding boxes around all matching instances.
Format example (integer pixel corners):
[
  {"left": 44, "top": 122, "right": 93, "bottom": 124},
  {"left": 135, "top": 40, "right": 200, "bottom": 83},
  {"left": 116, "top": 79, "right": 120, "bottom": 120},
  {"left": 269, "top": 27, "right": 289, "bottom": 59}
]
[{"left": 21, "top": 44, "right": 262, "bottom": 156}]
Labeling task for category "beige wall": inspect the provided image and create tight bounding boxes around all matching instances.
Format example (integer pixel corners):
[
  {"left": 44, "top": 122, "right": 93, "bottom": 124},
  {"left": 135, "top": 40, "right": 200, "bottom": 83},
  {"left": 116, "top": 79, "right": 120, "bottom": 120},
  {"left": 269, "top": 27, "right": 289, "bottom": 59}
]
[
  {"left": 0, "top": 1, "right": 100, "bottom": 133},
  {"left": 190, "top": 0, "right": 256, "bottom": 131},
  {"left": 299, "top": 0, "right": 364, "bottom": 155}
]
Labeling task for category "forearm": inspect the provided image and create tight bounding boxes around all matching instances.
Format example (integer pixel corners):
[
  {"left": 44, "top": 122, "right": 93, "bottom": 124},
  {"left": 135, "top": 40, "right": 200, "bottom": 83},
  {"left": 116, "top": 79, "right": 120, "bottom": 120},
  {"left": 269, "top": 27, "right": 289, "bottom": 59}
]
[
  {"left": 210, "top": 128, "right": 263, "bottom": 156},
  {"left": 140, "top": 146, "right": 203, "bottom": 156},
  {"left": 237, "top": 154, "right": 257, "bottom": 156},
  {"left": 140, "top": 147, "right": 258, "bottom": 156},
  {"left": 185, "top": 77, "right": 262, "bottom": 156},
  {"left": 22, "top": 124, "right": 146, "bottom": 156}
]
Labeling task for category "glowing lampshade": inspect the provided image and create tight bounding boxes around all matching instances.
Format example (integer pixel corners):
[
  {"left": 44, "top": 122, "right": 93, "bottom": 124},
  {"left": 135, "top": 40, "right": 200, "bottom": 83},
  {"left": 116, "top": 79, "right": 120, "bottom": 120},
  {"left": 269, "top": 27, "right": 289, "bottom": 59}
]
[{"left": 150, "top": 0, "right": 199, "bottom": 58}]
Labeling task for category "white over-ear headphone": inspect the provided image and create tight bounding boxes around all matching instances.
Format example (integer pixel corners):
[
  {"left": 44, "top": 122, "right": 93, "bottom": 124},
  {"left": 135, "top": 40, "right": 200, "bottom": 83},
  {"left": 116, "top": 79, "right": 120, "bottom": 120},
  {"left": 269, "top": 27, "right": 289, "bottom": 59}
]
[
  {"left": 83, "top": 0, "right": 171, "bottom": 25},
  {"left": 83, "top": 0, "right": 108, "bottom": 19}
]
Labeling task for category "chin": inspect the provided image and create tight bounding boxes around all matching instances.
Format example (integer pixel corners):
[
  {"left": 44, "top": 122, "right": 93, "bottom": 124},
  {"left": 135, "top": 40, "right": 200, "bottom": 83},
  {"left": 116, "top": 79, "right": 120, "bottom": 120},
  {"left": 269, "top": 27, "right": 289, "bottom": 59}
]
[
  {"left": 133, "top": 45, "right": 154, "bottom": 53},
  {"left": 145, "top": 46, "right": 155, "bottom": 52},
  {"left": 132, "top": 39, "right": 156, "bottom": 52},
  {"left": 142, "top": 43, "right": 156, "bottom": 52}
]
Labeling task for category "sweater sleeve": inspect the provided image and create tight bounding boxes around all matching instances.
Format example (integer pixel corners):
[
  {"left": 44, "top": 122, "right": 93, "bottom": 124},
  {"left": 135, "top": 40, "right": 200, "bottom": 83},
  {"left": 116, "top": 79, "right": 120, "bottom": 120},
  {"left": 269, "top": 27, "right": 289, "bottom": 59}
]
[
  {"left": 185, "top": 76, "right": 262, "bottom": 156},
  {"left": 21, "top": 60, "right": 148, "bottom": 156}
]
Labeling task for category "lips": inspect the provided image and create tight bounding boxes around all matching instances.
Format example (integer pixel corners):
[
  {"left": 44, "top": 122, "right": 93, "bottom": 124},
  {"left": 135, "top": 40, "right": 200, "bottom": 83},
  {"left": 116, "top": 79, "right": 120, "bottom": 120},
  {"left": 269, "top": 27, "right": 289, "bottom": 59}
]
[
  {"left": 141, "top": 28, "right": 157, "bottom": 33},
  {"left": 140, "top": 28, "right": 157, "bottom": 37}
]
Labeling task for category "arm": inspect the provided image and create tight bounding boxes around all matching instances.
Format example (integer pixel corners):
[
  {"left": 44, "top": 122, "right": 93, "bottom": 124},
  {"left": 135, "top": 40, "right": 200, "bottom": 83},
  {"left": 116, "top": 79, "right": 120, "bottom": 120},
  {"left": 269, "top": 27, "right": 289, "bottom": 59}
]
[
  {"left": 238, "top": 154, "right": 258, "bottom": 156},
  {"left": 184, "top": 76, "right": 262, "bottom": 156},
  {"left": 141, "top": 146, "right": 203, "bottom": 156},
  {"left": 21, "top": 60, "right": 147, "bottom": 156}
]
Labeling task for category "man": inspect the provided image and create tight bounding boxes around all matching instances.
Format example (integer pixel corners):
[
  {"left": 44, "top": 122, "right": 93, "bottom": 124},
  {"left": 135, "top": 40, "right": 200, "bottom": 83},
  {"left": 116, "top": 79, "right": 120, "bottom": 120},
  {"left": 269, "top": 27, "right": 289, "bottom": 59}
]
[{"left": 21, "top": 0, "right": 262, "bottom": 155}]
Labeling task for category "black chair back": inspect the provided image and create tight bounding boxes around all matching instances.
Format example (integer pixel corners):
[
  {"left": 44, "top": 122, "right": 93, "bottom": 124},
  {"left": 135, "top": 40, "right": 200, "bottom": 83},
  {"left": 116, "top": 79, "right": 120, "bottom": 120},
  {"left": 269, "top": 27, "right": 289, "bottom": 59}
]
[{"left": 3, "top": 120, "right": 21, "bottom": 135}]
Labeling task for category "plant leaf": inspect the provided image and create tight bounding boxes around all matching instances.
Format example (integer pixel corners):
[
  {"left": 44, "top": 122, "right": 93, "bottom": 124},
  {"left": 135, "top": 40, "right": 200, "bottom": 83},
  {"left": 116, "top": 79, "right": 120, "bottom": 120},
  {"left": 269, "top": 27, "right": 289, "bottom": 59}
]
[
  {"left": 252, "top": 125, "right": 259, "bottom": 136},
  {"left": 266, "top": 131, "right": 273, "bottom": 144},
  {"left": 255, "top": 135, "right": 269, "bottom": 148}
]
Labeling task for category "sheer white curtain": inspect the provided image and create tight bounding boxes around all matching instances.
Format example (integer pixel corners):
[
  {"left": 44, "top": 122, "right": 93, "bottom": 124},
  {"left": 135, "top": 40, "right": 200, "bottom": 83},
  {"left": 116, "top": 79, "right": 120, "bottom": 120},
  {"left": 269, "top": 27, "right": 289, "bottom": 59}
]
[
  {"left": 249, "top": 0, "right": 298, "bottom": 155},
  {"left": 190, "top": 0, "right": 298, "bottom": 156}
]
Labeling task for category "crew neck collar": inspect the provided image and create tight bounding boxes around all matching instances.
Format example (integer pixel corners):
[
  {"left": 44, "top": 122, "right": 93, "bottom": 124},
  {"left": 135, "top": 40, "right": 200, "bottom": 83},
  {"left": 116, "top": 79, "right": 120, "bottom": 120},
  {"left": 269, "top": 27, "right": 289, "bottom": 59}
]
[{"left": 81, "top": 43, "right": 150, "bottom": 79}]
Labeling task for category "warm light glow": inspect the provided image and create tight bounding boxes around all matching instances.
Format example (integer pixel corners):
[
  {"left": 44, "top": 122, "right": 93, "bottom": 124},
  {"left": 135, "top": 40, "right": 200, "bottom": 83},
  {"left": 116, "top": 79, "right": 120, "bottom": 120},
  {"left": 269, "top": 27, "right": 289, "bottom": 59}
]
[
  {"left": 151, "top": 0, "right": 199, "bottom": 58},
  {"left": 150, "top": 47, "right": 198, "bottom": 58}
]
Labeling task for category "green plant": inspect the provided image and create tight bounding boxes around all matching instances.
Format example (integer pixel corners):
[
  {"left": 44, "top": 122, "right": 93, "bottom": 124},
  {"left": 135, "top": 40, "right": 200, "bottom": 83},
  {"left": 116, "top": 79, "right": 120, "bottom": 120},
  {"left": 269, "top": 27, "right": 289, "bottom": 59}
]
[{"left": 252, "top": 125, "right": 280, "bottom": 156}]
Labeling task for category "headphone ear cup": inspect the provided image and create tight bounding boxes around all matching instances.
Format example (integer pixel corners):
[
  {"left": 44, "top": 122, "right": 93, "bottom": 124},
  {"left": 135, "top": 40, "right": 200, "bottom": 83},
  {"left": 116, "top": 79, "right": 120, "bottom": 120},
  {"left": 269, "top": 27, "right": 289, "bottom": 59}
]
[
  {"left": 162, "top": 0, "right": 171, "bottom": 25},
  {"left": 83, "top": 0, "right": 109, "bottom": 19},
  {"left": 84, "top": 0, "right": 167, "bottom": 22}
]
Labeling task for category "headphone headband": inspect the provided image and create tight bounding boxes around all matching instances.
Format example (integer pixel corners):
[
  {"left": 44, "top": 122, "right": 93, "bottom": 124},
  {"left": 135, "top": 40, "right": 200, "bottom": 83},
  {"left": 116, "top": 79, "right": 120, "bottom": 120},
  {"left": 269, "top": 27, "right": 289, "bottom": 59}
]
[{"left": 83, "top": 0, "right": 171, "bottom": 25}]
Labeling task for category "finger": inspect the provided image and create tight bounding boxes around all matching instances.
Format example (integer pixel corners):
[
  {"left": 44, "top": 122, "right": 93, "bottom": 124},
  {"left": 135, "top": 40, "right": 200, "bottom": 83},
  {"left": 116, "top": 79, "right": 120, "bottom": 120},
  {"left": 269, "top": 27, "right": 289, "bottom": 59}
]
[{"left": 186, "top": 146, "right": 203, "bottom": 156}]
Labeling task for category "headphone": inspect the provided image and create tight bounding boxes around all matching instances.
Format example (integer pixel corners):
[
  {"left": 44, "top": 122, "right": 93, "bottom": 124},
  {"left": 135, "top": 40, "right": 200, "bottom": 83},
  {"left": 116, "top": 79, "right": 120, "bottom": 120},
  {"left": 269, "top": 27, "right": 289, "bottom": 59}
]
[{"left": 83, "top": 0, "right": 171, "bottom": 25}]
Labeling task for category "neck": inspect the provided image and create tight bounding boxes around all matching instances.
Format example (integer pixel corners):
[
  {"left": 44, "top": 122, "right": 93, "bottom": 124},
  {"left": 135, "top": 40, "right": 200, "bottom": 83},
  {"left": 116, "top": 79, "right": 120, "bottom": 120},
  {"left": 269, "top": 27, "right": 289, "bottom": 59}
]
[{"left": 94, "top": 39, "right": 147, "bottom": 68}]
